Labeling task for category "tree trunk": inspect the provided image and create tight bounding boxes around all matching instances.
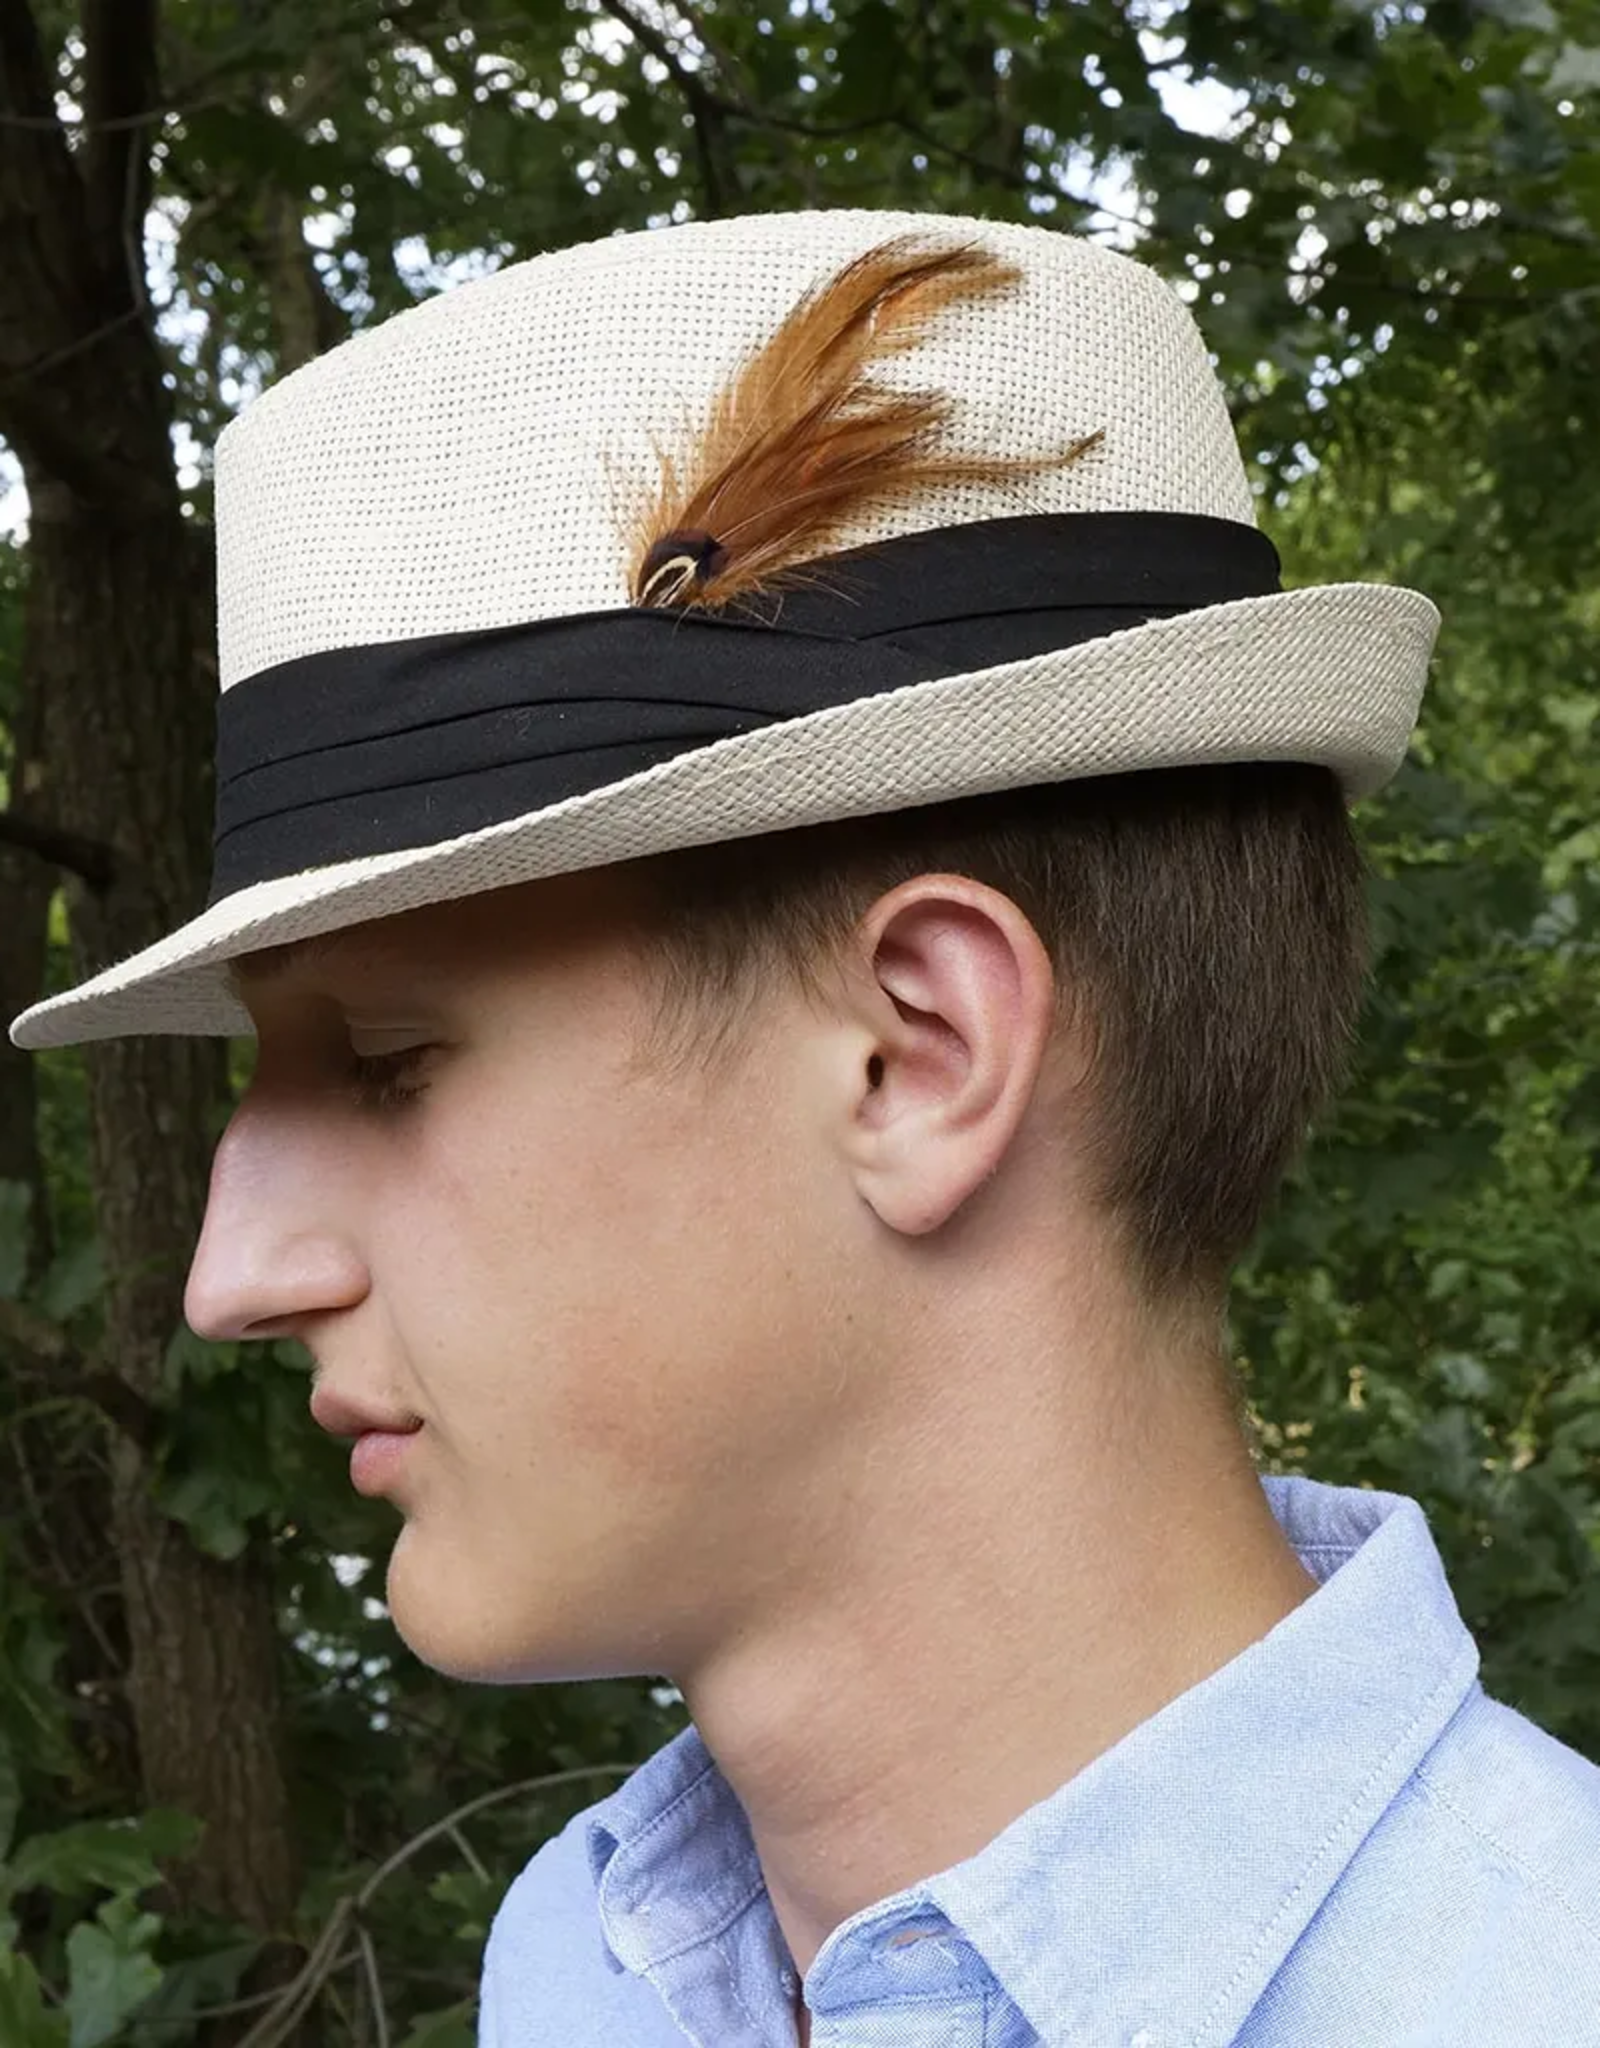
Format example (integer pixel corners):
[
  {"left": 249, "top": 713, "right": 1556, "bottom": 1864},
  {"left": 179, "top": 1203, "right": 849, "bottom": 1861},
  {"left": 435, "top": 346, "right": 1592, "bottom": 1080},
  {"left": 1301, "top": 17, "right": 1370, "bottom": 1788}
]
[
  {"left": 0, "top": 0, "right": 301, "bottom": 1944},
  {"left": 0, "top": 658, "right": 56, "bottom": 1281},
  {"left": 25, "top": 501, "right": 300, "bottom": 1929}
]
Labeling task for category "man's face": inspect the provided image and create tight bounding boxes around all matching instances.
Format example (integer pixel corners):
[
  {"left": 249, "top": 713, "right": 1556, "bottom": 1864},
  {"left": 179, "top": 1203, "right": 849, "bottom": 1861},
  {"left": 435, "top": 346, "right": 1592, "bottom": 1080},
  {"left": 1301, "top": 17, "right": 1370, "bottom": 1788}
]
[{"left": 185, "top": 868, "right": 876, "bottom": 1685}]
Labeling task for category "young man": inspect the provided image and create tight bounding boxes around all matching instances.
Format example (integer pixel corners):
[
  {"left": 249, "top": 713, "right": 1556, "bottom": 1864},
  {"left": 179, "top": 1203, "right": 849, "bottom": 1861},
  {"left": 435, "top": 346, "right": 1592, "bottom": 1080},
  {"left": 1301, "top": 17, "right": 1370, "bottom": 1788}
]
[{"left": 12, "top": 209, "right": 1599, "bottom": 2044}]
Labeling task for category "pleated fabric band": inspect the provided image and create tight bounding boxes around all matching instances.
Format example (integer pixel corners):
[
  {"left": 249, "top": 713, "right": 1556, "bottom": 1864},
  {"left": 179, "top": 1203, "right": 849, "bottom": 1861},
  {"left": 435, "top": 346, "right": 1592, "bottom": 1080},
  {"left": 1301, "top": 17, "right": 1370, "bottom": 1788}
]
[{"left": 208, "top": 511, "right": 1281, "bottom": 904}]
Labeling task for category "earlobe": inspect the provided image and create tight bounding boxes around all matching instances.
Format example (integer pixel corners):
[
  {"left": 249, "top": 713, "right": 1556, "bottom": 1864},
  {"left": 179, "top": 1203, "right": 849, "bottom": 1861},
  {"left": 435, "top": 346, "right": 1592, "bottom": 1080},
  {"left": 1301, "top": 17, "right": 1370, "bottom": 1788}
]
[{"left": 846, "top": 876, "right": 1057, "bottom": 1239}]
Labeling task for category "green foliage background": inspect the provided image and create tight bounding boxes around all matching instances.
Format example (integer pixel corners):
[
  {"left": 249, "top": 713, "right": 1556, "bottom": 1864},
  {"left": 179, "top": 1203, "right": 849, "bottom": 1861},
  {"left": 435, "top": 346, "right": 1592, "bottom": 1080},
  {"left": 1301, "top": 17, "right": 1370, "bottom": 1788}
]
[{"left": 1, "top": 0, "right": 1597, "bottom": 2042}]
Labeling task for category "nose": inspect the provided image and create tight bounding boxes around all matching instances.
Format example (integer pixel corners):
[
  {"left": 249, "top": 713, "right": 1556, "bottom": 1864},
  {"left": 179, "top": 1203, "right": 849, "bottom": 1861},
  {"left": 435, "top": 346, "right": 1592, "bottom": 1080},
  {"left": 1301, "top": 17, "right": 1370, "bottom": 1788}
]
[{"left": 184, "top": 1090, "right": 370, "bottom": 1341}]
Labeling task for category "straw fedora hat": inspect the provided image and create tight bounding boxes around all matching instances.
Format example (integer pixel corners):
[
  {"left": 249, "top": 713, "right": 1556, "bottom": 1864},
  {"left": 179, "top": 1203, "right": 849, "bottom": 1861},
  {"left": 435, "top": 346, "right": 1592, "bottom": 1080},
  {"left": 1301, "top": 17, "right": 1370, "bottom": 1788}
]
[{"left": 9, "top": 205, "right": 1439, "bottom": 1053}]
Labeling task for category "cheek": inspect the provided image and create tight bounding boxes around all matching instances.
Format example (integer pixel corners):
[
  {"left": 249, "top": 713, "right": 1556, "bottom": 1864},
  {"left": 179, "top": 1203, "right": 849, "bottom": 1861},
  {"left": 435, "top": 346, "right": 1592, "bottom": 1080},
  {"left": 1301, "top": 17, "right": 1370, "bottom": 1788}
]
[
  {"left": 537, "top": 1130, "right": 762, "bottom": 1487},
  {"left": 379, "top": 1064, "right": 758, "bottom": 1480},
  {"left": 378, "top": 1044, "right": 842, "bottom": 1513}
]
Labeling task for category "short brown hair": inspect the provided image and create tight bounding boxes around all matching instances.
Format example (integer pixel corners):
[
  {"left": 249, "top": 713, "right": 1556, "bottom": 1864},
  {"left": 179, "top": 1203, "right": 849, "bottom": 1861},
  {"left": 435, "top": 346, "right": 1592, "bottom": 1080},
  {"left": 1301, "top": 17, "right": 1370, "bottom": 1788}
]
[{"left": 615, "top": 761, "right": 1370, "bottom": 1319}]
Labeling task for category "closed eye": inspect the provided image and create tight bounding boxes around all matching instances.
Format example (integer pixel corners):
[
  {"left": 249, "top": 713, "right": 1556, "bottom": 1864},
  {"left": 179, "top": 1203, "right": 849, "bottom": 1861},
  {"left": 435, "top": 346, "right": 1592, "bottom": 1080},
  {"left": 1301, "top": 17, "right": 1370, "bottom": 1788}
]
[{"left": 346, "top": 1045, "right": 435, "bottom": 1113}]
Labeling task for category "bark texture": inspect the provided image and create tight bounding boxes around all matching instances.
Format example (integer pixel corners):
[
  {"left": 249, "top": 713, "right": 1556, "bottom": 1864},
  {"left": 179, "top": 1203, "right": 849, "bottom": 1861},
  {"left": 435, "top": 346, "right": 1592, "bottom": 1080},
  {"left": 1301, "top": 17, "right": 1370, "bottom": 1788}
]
[
  {"left": 0, "top": 0, "right": 299, "bottom": 1936},
  {"left": 0, "top": 658, "right": 54, "bottom": 1280}
]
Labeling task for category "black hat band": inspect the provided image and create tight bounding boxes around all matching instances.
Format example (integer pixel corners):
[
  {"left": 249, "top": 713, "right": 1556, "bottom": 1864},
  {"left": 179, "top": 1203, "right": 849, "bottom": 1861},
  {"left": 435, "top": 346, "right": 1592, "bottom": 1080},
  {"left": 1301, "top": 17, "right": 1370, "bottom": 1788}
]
[{"left": 209, "top": 511, "right": 1280, "bottom": 906}]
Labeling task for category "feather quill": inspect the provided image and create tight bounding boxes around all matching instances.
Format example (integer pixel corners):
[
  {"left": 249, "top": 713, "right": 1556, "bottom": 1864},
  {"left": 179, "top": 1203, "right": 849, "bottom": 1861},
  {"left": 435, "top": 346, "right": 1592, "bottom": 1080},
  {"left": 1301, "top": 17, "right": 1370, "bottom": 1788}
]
[{"left": 625, "top": 232, "right": 1104, "bottom": 612}]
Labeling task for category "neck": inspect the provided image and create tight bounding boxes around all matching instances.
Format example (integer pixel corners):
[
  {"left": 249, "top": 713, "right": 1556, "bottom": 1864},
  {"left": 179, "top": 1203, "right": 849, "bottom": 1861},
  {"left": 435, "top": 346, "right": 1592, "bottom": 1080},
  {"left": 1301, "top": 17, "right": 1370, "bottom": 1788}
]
[{"left": 677, "top": 1317, "right": 1317, "bottom": 1994}]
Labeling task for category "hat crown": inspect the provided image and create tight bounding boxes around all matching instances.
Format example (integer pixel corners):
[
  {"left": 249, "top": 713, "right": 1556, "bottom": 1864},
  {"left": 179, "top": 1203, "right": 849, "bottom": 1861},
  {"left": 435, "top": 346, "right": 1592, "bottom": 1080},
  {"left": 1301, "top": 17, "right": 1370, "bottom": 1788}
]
[
  {"left": 215, "top": 208, "right": 1254, "bottom": 691},
  {"left": 13, "top": 204, "right": 1438, "bottom": 1053}
]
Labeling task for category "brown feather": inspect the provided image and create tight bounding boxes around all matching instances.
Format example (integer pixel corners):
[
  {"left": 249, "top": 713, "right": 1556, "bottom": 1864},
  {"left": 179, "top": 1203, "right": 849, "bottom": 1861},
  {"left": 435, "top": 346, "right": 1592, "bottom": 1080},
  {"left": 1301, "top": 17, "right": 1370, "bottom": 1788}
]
[{"left": 625, "top": 231, "right": 1104, "bottom": 612}]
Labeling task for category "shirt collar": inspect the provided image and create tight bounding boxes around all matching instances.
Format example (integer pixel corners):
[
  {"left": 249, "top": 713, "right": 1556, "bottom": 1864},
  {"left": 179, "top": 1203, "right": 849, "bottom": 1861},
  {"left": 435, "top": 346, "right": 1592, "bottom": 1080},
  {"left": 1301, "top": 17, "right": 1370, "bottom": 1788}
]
[{"left": 583, "top": 1475, "right": 1482, "bottom": 2044}]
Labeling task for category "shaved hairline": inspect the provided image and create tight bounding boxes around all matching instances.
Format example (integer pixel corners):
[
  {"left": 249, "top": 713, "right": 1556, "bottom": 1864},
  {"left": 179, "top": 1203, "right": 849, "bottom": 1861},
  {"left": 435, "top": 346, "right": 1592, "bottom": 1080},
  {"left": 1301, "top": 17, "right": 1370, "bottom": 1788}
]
[
  {"left": 221, "top": 866, "right": 653, "bottom": 1007},
  {"left": 224, "top": 930, "right": 353, "bottom": 1000}
]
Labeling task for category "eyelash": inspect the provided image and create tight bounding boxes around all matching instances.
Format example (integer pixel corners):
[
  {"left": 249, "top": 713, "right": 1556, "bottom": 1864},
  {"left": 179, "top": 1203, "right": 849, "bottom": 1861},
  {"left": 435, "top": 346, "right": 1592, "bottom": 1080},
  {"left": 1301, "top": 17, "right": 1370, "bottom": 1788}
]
[{"left": 346, "top": 1047, "right": 433, "bottom": 1113}]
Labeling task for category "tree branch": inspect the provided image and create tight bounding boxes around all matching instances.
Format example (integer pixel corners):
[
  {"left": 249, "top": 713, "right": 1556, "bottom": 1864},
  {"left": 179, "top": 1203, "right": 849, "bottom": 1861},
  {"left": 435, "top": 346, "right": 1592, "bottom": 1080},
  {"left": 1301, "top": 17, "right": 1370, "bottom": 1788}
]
[
  {"left": 234, "top": 1765, "right": 640, "bottom": 2048},
  {"left": 0, "top": 85, "right": 237, "bottom": 133},
  {"left": 891, "top": 112, "right": 1047, "bottom": 202},
  {"left": 0, "top": 806, "right": 120, "bottom": 889},
  {"left": 0, "top": 1, "right": 96, "bottom": 377},
  {"left": 0, "top": 1298, "right": 158, "bottom": 1448},
  {"left": 597, "top": 0, "right": 734, "bottom": 215},
  {"left": 0, "top": 2, "right": 163, "bottom": 502},
  {"left": 355, "top": 1925, "right": 391, "bottom": 2048},
  {"left": 82, "top": 0, "right": 159, "bottom": 314},
  {"left": 6, "top": 1427, "right": 124, "bottom": 1671},
  {"left": 593, "top": 9, "right": 1123, "bottom": 225},
  {"left": 0, "top": 0, "right": 57, "bottom": 125}
]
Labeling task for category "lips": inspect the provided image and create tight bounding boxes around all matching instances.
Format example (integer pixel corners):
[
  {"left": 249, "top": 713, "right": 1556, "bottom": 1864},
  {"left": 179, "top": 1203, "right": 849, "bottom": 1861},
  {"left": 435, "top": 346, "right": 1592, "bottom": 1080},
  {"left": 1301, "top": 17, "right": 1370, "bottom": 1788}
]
[
  {"left": 309, "top": 1385, "right": 425, "bottom": 1500},
  {"left": 309, "top": 1385, "right": 423, "bottom": 1441}
]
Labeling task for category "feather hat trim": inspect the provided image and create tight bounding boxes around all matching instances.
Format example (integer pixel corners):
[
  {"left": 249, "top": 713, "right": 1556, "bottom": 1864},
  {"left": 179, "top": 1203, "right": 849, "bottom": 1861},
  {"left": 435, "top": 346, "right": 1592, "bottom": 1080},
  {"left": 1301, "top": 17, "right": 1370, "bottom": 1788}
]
[{"left": 9, "top": 207, "right": 1440, "bottom": 1050}]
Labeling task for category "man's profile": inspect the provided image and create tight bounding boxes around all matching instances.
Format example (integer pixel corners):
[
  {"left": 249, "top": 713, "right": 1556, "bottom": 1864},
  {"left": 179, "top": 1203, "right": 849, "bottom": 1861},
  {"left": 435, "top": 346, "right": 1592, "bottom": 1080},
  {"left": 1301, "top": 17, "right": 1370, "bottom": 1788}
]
[{"left": 10, "top": 209, "right": 1598, "bottom": 2044}]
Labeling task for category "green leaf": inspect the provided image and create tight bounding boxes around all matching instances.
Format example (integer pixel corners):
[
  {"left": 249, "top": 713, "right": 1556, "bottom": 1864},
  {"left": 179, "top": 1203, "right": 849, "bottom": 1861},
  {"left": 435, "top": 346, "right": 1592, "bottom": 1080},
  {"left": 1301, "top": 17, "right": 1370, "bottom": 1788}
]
[
  {"left": 114, "top": 1939, "right": 260, "bottom": 2036},
  {"left": 1544, "top": 43, "right": 1600, "bottom": 96},
  {"left": 150, "top": 1464, "right": 273, "bottom": 1562},
  {"left": 160, "top": 1326, "right": 244, "bottom": 1393},
  {"left": 0, "top": 1180, "right": 31, "bottom": 1298},
  {"left": 0, "top": 1947, "right": 69, "bottom": 2048},
  {"left": 0, "top": 1594, "right": 74, "bottom": 1781},
  {"left": 397, "top": 1998, "right": 476, "bottom": 2048},
  {"left": 9, "top": 1810, "right": 200, "bottom": 1901},
  {"left": 35, "top": 1237, "right": 102, "bottom": 1323},
  {"left": 1411, "top": 1406, "right": 1486, "bottom": 1503},
  {"left": 1436, "top": 1351, "right": 1496, "bottom": 1402},
  {"left": 1425, "top": 1258, "right": 1472, "bottom": 1301},
  {"left": 65, "top": 1899, "right": 164, "bottom": 2048},
  {"left": 425, "top": 1866, "right": 501, "bottom": 1944},
  {"left": 0, "top": 1736, "right": 19, "bottom": 1863},
  {"left": 829, "top": 0, "right": 904, "bottom": 120},
  {"left": 1478, "top": 0, "right": 1557, "bottom": 32}
]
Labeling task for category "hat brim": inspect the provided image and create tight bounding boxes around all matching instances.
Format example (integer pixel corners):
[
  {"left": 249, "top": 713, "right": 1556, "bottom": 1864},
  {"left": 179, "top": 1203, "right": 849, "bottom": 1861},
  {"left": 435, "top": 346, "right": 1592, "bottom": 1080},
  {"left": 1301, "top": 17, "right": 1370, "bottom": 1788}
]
[{"left": 10, "top": 581, "right": 1438, "bottom": 1051}]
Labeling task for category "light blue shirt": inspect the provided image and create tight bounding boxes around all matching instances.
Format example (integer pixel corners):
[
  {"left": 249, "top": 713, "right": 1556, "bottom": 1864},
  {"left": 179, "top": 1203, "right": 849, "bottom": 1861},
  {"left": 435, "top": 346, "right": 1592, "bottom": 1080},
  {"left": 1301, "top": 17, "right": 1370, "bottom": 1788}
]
[{"left": 477, "top": 1474, "right": 1600, "bottom": 2044}]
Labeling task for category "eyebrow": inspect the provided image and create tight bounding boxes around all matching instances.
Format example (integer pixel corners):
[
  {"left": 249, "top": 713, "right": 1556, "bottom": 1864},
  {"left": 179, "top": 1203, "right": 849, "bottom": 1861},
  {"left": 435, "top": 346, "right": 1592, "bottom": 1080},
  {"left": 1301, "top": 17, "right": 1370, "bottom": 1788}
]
[{"left": 224, "top": 932, "right": 347, "bottom": 1000}]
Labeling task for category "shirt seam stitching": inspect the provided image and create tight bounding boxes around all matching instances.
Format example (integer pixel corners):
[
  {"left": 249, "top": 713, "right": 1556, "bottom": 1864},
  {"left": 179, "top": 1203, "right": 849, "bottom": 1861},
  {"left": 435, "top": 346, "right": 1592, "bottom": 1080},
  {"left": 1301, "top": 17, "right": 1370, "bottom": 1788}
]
[
  {"left": 638, "top": 1875, "right": 771, "bottom": 1969},
  {"left": 842, "top": 1988, "right": 991, "bottom": 2007},
  {"left": 1187, "top": 1639, "right": 1477, "bottom": 2048},
  {"left": 1409, "top": 1763, "right": 1600, "bottom": 1942},
  {"left": 610, "top": 1753, "right": 720, "bottom": 1853},
  {"left": 600, "top": 1752, "right": 769, "bottom": 1970},
  {"left": 804, "top": 1986, "right": 993, "bottom": 2017},
  {"left": 707, "top": 1926, "right": 768, "bottom": 2036}
]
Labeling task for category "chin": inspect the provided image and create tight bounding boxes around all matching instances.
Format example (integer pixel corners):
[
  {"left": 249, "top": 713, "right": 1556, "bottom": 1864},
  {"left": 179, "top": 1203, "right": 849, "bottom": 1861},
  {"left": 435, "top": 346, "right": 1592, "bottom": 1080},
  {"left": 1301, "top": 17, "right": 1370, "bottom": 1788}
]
[
  {"left": 383, "top": 1533, "right": 519, "bottom": 1682},
  {"left": 382, "top": 1528, "right": 619, "bottom": 1685}
]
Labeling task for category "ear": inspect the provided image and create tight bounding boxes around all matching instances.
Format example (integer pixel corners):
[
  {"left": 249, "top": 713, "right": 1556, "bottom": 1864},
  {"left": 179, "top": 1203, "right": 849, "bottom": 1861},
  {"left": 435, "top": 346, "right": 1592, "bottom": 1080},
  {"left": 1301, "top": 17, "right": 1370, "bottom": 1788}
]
[{"left": 838, "top": 873, "right": 1060, "bottom": 1237}]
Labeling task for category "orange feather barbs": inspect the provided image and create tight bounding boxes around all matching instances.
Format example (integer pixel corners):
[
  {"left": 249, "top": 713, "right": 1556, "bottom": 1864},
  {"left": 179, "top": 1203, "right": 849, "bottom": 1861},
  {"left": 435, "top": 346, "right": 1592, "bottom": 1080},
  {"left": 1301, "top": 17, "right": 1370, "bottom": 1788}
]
[{"left": 626, "top": 232, "right": 1105, "bottom": 613}]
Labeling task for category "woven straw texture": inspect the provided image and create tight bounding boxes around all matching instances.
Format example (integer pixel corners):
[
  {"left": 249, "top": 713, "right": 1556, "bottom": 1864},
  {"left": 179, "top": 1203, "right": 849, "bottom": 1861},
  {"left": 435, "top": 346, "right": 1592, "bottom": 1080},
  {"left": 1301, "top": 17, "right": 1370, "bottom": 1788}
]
[
  {"left": 11, "top": 207, "right": 1439, "bottom": 1051},
  {"left": 216, "top": 207, "right": 1255, "bottom": 685}
]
